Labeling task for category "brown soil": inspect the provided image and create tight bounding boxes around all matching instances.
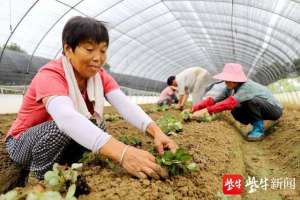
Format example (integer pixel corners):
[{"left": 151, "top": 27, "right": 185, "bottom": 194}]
[{"left": 0, "top": 105, "right": 299, "bottom": 200}]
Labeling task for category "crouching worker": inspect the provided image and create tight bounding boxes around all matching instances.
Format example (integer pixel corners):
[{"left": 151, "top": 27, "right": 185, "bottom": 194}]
[
  {"left": 167, "top": 67, "right": 211, "bottom": 110},
  {"left": 5, "top": 16, "right": 178, "bottom": 180},
  {"left": 192, "top": 63, "right": 283, "bottom": 141},
  {"left": 157, "top": 76, "right": 178, "bottom": 106}
]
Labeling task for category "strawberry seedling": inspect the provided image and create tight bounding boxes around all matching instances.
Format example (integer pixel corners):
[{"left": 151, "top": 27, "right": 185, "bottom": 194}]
[
  {"left": 180, "top": 110, "right": 192, "bottom": 122},
  {"left": 156, "top": 148, "right": 198, "bottom": 176},
  {"left": 118, "top": 135, "right": 142, "bottom": 147},
  {"left": 155, "top": 104, "right": 169, "bottom": 112},
  {"left": 0, "top": 164, "right": 89, "bottom": 200},
  {"left": 44, "top": 163, "right": 90, "bottom": 197},
  {"left": 156, "top": 115, "right": 183, "bottom": 134},
  {"left": 196, "top": 113, "right": 222, "bottom": 123}
]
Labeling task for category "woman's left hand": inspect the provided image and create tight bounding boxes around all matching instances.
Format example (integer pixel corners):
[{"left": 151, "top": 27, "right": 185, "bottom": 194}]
[
  {"left": 153, "top": 131, "right": 178, "bottom": 154},
  {"left": 146, "top": 122, "right": 178, "bottom": 154},
  {"left": 147, "top": 122, "right": 178, "bottom": 154}
]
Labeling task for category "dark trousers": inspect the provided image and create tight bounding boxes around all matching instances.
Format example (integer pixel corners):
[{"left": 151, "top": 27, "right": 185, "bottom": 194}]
[
  {"left": 231, "top": 97, "right": 282, "bottom": 125},
  {"left": 171, "top": 94, "right": 179, "bottom": 104}
]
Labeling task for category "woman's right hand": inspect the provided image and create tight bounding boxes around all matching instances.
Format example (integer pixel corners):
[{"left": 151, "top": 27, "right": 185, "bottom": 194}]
[
  {"left": 121, "top": 146, "right": 168, "bottom": 179},
  {"left": 99, "top": 137, "right": 168, "bottom": 179}
]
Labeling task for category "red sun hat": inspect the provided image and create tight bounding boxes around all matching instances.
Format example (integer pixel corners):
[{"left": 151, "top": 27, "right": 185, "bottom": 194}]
[{"left": 213, "top": 63, "right": 247, "bottom": 82}]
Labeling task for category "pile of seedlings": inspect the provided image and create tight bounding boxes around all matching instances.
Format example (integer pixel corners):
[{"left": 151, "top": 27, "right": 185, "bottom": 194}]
[{"left": 0, "top": 163, "right": 90, "bottom": 200}]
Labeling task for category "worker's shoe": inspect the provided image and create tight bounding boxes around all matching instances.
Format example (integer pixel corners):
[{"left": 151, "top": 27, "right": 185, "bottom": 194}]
[{"left": 247, "top": 120, "right": 265, "bottom": 141}]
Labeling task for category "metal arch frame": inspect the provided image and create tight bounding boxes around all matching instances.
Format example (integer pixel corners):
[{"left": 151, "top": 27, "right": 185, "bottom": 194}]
[
  {"left": 185, "top": 27, "right": 294, "bottom": 63},
  {"left": 151, "top": 43, "right": 271, "bottom": 78},
  {"left": 106, "top": 27, "right": 188, "bottom": 73},
  {"left": 0, "top": 0, "right": 40, "bottom": 63},
  {"left": 151, "top": 34, "right": 281, "bottom": 66},
  {"left": 203, "top": 46, "right": 273, "bottom": 66},
  {"left": 268, "top": 63, "right": 286, "bottom": 79},
  {"left": 161, "top": 0, "right": 217, "bottom": 67},
  {"left": 133, "top": 49, "right": 211, "bottom": 79},
  {"left": 4, "top": 0, "right": 300, "bottom": 84},
  {"left": 254, "top": 65, "right": 277, "bottom": 83},
  {"left": 255, "top": 70, "right": 274, "bottom": 85},
  {"left": 109, "top": 31, "right": 192, "bottom": 77},
  {"left": 257, "top": 62, "right": 297, "bottom": 83},
  {"left": 107, "top": 0, "right": 300, "bottom": 50},
  {"left": 108, "top": 9, "right": 300, "bottom": 57},
  {"left": 163, "top": 0, "right": 300, "bottom": 26},
  {"left": 152, "top": 35, "right": 280, "bottom": 69},
  {"left": 266, "top": 62, "right": 293, "bottom": 79},
  {"left": 132, "top": 18, "right": 297, "bottom": 62},
  {"left": 108, "top": 18, "right": 178, "bottom": 62},
  {"left": 146, "top": 49, "right": 215, "bottom": 79},
  {"left": 109, "top": 0, "right": 298, "bottom": 79},
  {"left": 120, "top": 46, "right": 213, "bottom": 79},
  {"left": 193, "top": 38, "right": 281, "bottom": 66},
  {"left": 113, "top": 36, "right": 204, "bottom": 74},
  {"left": 192, "top": 37, "right": 281, "bottom": 67},
  {"left": 172, "top": 12, "right": 300, "bottom": 50},
  {"left": 118, "top": 40, "right": 279, "bottom": 82},
  {"left": 158, "top": 54, "right": 257, "bottom": 80},
  {"left": 156, "top": 56, "right": 254, "bottom": 82},
  {"left": 116, "top": 26, "right": 289, "bottom": 79},
  {"left": 257, "top": 63, "right": 287, "bottom": 83},
  {"left": 155, "top": 52, "right": 258, "bottom": 81},
  {"left": 47, "top": 3, "right": 299, "bottom": 80},
  {"left": 103, "top": 1, "right": 163, "bottom": 30},
  {"left": 108, "top": 16, "right": 297, "bottom": 75},
  {"left": 112, "top": 22, "right": 292, "bottom": 82},
  {"left": 49, "top": 3, "right": 186, "bottom": 70},
  {"left": 145, "top": 50, "right": 214, "bottom": 79},
  {"left": 107, "top": 6, "right": 217, "bottom": 70},
  {"left": 126, "top": 47, "right": 200, "bottom": 78},
  {"left": 25, "top": 0, "right": 86, "bottom": 75},
  {"left": 27, "top": 0, "right": 125, "bottom": 75}
]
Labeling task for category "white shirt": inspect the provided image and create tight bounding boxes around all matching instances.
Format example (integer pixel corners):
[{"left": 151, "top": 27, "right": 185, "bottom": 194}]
[{"left": 176, "top": 67, "right": 210, "bottom": 96}]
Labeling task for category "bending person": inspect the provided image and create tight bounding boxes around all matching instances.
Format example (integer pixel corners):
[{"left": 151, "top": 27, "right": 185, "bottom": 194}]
[
  {"left": 192, "top": 63, "right": 282, "bottom": 141},
  {"left": 167, "top": 67, "right": 211, "bottom": 110}
]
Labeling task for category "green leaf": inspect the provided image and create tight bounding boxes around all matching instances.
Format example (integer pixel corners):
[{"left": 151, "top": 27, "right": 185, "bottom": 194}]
[
  {"left": 0, "top": 190, "right": 18, "bottom": 200},
  {"left": 71, "top": 163, "right": 83, "bottom": 170},
  {"left": 187, "top": 163, "right": 198, "bottom": 171},
  {"left": 156, "top": 149, "right": 197, "bottom": 176},
  {"left": 44, "top": 171, "right": 60, "bottom": 188},
  {"left": 118, "top": 135, "right": 142, "bottom": 147},
  {"left": 65, "top": 184, "right": 76, "bottom": 200},
  {"left": 26, "top": 191, "right": 62, "bottom": 200},
  {"left": 180, "top": 110, "right": 192, "bottom": 122},
  {"left": 156, "top": 115, "right": 183, "bottom": 133}
]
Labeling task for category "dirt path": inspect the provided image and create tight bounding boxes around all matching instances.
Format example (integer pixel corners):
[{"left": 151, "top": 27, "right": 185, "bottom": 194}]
[{"left": 227, "top": 109, "right": 300, "bottom": 200}]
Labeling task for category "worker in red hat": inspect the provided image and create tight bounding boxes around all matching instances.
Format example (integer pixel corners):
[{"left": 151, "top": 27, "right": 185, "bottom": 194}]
[{"left": 192, "top": 63, "right": 283, "bottom": 141}]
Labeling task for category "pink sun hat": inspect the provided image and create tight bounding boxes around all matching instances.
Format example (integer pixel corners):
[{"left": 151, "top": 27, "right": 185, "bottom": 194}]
[{"left": 213, "top": 63, "right": 247, "bottom": 82}]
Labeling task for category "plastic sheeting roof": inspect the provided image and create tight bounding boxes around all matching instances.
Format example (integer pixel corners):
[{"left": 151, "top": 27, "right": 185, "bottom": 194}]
[{"left": 1, "top": 0, "right": 300, "bottom": 87}]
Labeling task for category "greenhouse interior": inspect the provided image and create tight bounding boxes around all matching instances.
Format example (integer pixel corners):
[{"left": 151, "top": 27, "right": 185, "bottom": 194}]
[{"left": 0, "top": 0, "right": 300, "bottom": 199}]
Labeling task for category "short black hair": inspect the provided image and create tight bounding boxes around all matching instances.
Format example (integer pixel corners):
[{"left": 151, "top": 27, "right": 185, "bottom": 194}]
[
  {"left": 62, "top": 16, "right": 109, "bottom": 54},
  {"left": 167, "top": 76, "right": 176, "bottom": 86}
]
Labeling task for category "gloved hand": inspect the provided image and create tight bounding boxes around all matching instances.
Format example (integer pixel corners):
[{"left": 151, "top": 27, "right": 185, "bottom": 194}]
[{"left": 192, "top": 97, "right": 215, "bottom": 112}]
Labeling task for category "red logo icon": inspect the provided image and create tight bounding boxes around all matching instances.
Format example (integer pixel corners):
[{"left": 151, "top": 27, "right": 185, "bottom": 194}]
[{"left": 222, "top": 174, "right": 244, "bottom": 195}]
